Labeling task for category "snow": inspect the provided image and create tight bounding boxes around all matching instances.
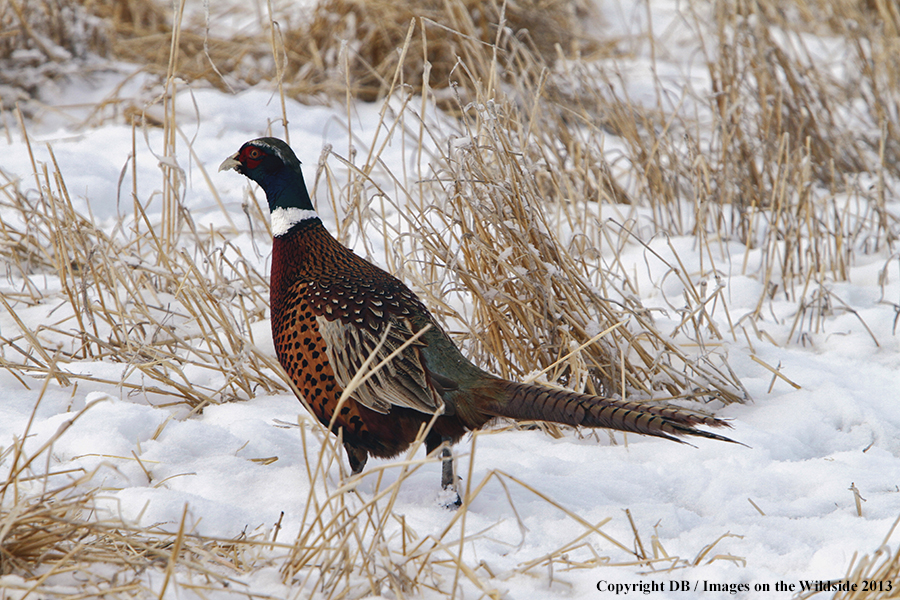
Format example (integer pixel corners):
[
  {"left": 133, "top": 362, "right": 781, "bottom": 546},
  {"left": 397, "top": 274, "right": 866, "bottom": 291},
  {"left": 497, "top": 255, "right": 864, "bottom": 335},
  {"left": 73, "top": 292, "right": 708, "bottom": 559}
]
[{"left": 2, "top": 0, "right": 900, "bottom": 598}]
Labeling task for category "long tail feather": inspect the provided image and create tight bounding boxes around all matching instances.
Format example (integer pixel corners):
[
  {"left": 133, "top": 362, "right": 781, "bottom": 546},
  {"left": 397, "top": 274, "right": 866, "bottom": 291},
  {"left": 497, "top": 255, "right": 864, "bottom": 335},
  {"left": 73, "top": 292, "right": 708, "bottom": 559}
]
[{"left": 480, "top": 380, "right": 738, "bottom": 444}]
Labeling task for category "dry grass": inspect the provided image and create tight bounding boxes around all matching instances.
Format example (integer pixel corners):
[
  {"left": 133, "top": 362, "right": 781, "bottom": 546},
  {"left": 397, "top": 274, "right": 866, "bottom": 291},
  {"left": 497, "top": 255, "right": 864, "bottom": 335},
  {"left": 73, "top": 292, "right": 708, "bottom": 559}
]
[
  {"left": 3, "top": 0, "right": 900, "bottom": 597},
  {"left": 801, "top": 516, "right": 900, "bottom": 600},
  {"left": 0, "top": 0, "right": 110, "bottom": 63},
  {"left": 0, "top": 384, "right": 285, "bottom": 597},
  {"left": 281, "top": 0, "right": 605, "bottom": 102},
  {"left": 0, "top": 126, "right": 279, "bottom": 408}
]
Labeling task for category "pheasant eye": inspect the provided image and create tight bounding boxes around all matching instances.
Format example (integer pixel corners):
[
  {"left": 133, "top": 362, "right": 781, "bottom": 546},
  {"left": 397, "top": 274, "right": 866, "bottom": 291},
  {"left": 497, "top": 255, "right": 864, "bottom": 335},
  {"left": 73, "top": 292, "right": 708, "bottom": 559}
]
[{"left": 248, "top": 148, "right": 261, "bottom": 159}]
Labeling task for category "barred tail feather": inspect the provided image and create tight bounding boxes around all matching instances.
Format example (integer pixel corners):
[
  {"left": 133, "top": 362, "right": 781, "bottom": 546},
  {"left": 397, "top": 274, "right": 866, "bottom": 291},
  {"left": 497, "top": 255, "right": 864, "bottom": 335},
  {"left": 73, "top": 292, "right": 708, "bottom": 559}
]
[{"left": 479, "top": 380, "right": 737, "bottom": 445}]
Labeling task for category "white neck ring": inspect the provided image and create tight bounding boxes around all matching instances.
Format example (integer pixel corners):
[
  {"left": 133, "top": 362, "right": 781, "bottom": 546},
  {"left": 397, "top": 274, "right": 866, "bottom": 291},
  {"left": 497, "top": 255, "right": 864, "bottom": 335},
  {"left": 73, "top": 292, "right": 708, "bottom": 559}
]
[{"left": 271, "top": 207, "right": 318, "bottom": 236}]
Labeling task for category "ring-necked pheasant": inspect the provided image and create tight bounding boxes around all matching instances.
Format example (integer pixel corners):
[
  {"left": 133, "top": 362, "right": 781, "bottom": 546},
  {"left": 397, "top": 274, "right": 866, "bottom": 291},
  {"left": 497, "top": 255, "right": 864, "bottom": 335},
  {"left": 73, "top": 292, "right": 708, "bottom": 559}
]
[{"left": 220, "top": 137, "right": 737, "bottom": 505}]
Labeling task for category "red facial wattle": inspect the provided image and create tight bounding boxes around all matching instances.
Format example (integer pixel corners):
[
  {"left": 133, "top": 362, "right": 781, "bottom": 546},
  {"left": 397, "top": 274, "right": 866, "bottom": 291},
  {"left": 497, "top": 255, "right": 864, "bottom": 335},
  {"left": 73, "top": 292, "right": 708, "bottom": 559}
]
[{"left": 240, "top": 146, "right": 264, "bottom": 170}]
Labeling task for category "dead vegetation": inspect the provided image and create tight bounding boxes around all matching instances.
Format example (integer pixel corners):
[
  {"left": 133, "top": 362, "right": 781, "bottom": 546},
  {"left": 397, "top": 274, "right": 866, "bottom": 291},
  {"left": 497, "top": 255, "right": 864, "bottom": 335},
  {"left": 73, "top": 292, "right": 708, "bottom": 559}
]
[
  {"left": 807, "top": 515, "right": 900, "bottom": 600},
  {"left": 2, "top": 0, "right": 900, "bottom": 597},
  {"left": 0, "top": 143, "right": 279, "bottom": 408},
  {"left": 280, "top": 0, "right": 605, "bottom": 102},
  {"left": 0, "top": 397, "right": 288, "bottom": 597}
]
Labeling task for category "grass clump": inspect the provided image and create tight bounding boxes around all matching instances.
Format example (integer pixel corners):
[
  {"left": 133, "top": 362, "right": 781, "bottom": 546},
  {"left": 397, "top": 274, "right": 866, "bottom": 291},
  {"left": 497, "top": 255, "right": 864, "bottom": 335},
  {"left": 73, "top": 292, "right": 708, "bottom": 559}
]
[
  {"left": 283, "top": 0, "right": 602, "bottom": 102},
  {"left": 0, "top": 0, "right": 110, "bottom": 63},
  {"left": 0, "top": 139, "right": 279, "bottom": 409}
]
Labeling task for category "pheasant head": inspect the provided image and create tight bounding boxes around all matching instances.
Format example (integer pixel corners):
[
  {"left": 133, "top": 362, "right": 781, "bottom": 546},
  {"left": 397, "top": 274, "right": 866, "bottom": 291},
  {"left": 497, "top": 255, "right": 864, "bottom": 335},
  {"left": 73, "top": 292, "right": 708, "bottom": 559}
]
[{"left": 219, "top": 137, "right": 319, "bottom": 235}]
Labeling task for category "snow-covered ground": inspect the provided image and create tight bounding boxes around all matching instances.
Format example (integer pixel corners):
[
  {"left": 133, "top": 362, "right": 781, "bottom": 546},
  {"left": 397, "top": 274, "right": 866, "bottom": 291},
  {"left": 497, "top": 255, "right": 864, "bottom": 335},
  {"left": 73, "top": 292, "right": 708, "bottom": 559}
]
[{"left": 2, "top": 1, "right": 899, "bottom": 598}]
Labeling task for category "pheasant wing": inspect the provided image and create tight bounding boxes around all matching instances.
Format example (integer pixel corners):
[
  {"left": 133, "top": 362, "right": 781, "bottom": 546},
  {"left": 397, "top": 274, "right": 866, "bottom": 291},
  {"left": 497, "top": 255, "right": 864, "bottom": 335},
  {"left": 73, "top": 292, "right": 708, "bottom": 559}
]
[{"left": 316, "top": 312, "right": 443, "bottom": 415}]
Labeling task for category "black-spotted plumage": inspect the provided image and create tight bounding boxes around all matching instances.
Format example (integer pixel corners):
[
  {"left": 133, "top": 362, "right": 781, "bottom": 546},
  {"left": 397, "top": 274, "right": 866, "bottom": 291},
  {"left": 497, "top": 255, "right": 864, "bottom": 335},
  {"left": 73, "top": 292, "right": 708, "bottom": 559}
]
[{"left": 220, "top": 137, "right": 738, "bottom": 505}]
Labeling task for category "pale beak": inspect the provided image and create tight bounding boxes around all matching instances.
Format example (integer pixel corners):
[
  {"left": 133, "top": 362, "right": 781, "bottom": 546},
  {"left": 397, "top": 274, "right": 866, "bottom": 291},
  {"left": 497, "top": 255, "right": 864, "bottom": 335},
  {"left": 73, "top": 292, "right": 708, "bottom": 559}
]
[{"left": 218, "top": 152, "right": 241, "bottom": 172}]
